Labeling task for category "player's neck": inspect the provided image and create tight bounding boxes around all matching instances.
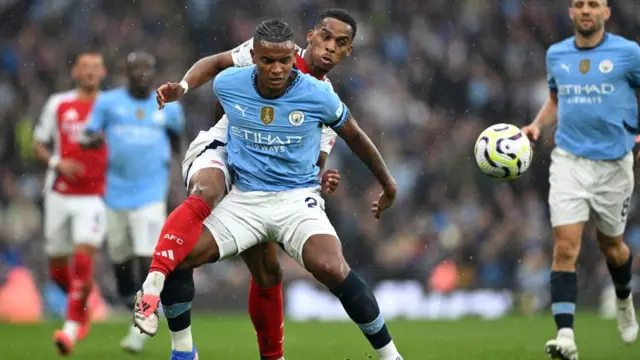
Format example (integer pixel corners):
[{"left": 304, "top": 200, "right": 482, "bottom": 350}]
[
  {"left": 76, "top": 88, "right": 98, "bottom": 101},
  {"left": 128, "top": 86, "right": 150, "bottom": 100},
  {"left": 574, "top": 28, "right": 606, "bottom": 49},
  {"left": 303, "top": 47, "right": 329, "bottom": 79}
]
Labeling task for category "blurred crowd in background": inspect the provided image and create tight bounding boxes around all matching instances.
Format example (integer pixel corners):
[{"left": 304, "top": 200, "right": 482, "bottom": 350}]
[{"left": 1, "top": 0, "right": 640, "bottom": 316}]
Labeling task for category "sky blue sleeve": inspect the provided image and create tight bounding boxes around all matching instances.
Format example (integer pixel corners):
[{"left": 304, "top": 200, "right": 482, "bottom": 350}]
[
  {"left": 85, "top": 93, "right": 109, "bottom": 132},
  {"left": 166, "top": 102, "right": 186, "bottom": 134},
  {"left": 320, "top": 85, "right": 350, "bottom": 131},
  {"left": 628, "top": 43, "right": 640, "bottom": 88},
  {"left": 546, "top": 49, "right": 557, "bottom": 93}
]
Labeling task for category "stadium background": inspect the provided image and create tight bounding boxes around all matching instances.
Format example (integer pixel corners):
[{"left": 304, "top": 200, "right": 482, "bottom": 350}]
[{"left": 0, "top": 0, "right": 640, "bottom": 323}]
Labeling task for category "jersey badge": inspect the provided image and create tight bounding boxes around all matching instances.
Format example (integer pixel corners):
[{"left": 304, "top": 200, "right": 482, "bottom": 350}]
[
  {"left": 599, "top": 59, "right": 613, "bottom": 74},
  {"left": 260, "top": 106, "right": 275, "bottom": 125},
  {"left": 136, "top": 108, "right": 145, "bottom": 120},
  {"left": 288, "top": 110, "right": 305, "bottom": 126},
  {"left": 153, "top": 110, "right": 165, "bottom": 125},
  {"left": 579, "top": 59, "right": 591, "bottom": 74}
]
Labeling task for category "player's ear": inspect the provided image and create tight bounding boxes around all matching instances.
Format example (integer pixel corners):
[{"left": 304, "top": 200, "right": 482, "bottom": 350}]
[
  {"left": 250, "top": 49, "right": 256, "bottom": 65},
  {"left": 346, "top": 43, "right": 353, "bottom": 57},
  {"left": 604, "top": 6, "right": 611, "bottom": 21},
  {"left": 307, "top": 29, "right": 314, "bottom": 44}
]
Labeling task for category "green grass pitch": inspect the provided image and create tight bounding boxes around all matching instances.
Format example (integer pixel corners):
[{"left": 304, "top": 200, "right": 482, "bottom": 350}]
[{"left": 2, "top": 313, "right": 639, "bottom": 359}]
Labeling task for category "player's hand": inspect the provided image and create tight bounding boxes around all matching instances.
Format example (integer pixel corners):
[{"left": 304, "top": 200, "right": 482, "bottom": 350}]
[
  {"left": 56, "top": 159, "right": 85, "bottom": 181},
  {"left": 371, "top": 186, "right": 396, "bottom": 219},
  {"left": 635, "top": 135, "right": 640, "bottom": 161},
  {"left": 321, "top": 169, "right": 340, "bottom": 194},
  {"left": 156, "top": 82, "right": 185, "bottom": 110},
  {"left": 522, "top": 123, "right": 541, "bottom": 142}
]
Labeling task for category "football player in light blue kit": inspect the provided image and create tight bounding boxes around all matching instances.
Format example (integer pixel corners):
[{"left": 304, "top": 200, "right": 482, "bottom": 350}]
[
  {"left": 137, "top": 20, "right": 403, "bottom": 360},
  {"left": 83, "top": 51, "right": 185, "bottom": 354},
  {"left": 522, "top": 1, "right": 639, "bottom": 359}
]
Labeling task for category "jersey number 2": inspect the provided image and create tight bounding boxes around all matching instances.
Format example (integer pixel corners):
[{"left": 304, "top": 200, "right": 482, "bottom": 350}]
[{"left": 305, "top": 197, "right": 318, "bottom": 208}]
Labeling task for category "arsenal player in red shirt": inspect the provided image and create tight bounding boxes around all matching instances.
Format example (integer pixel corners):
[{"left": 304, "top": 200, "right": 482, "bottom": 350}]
[{"left": 32, "top": 51, "right": 107, "bottom": 355}]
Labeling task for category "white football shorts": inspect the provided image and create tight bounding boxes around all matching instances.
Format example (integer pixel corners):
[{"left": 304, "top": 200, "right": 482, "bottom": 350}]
[
  {"left": 43, "top": 191, "right": 107, "bottom": 257},
  {"left": 203, "top": 186, "right": 339, "bottom": 266},
  {"left": 182, "top": 115, "right": 232, "bottom": 192},
  {"left": 106, "top": 201, "right": 167, "bottom": 263},
  {"left": 548, "top": 147, "right": 634, "bottom": 237}
]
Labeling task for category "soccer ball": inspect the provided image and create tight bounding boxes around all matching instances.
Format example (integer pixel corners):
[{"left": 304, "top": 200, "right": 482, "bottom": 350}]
[{"left": 474, "top": 123, "right": 533, "bottom": 181}]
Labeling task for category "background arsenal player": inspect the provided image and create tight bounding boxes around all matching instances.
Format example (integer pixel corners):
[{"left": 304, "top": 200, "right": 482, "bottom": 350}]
[
  {"left": 139, "top": 9, "right": 356, "bottom": 360},
  {"left": 32, "top": 51, "right": 108, "bottom": 356}
]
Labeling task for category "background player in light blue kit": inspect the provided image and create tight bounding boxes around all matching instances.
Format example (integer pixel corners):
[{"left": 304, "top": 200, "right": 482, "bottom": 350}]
[
  {"left": 136, "top": 20, "right": 403, "bottom": 360},
  {"left": 522, "top": 1, "right": 639, "bottom": 359},
  {"left": 83, "top": 51, "right": 185, "bottom": 354}
]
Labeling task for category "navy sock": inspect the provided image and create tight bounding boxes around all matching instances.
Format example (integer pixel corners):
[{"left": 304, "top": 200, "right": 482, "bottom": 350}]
[
  {"left": 113, "top": 259, "right": 136, "bottom": 310},
  {"left": 607, "top": 253, "right": 633, "bottom": 300},
  {"left": 330, "top": 270, "right": 392, "bottom": 350},
  {"left": 550, "top": 271, "right": 577, "bottom": 330},
  {"left": 161, "top": 268, "right": 195, "bottom": 332}
]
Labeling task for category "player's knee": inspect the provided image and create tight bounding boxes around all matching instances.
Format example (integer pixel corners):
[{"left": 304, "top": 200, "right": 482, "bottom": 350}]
[
  {"left": 160, "top": 268, "right": 195, "bottom": 305},
  {"left": 598, "top": 235, "right": 627, "bottom": 262},
  {"left": 189, "top": 168, "right": 225, "bottom": 208},
  {"left": 553, "top": 239, "right": 579, "bottom": 266},
  {"left": 75, "top": 243, "right": 98, "bottom": 256},
  {"left": 306, "top": 253, "right": 349, "bottom": 289}
]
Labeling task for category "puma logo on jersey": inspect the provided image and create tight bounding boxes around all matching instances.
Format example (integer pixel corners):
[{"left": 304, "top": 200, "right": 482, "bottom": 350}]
[{"left": 234, "top": 104, "right": 248, "bottom": 117}]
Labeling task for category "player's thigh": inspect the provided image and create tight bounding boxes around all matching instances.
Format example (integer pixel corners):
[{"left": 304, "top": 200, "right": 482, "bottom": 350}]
[
  {"left": 548, "top": 148, "right": 590, "bottom": 228},
  {"left": 129, "top": 201, "right": 167, "bottom": 257},
  {"left": 183, "top": 145, "right": 231, "bottom": 198},
  {"left": 201, "top": 189, "right": 268, "bottom": 261},
  {"left": 590, "top": 153, "right": 634, "bottom": 237},
  {"left": 105, "top": 208, "right": 133, "bottom": 263},
  {"left": 276, "top": 188, "right": 341, "bottom": 268},
  {"left": 241, "top": 242, "right": 282, "bottom": 286},
  {"left": 70, "top": 196, "right": 107, "bottom": 249},
  {"left": 43, "top": 192, "right": 73, "bottom": 257}
]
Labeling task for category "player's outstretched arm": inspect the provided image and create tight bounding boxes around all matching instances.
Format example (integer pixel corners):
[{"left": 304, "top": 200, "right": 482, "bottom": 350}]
[
  {"left": 156, "top": 51, "right": 236, "bottom": 109},
  {"left": 336, "top": 116, "right": 397, "bottom": 218}
]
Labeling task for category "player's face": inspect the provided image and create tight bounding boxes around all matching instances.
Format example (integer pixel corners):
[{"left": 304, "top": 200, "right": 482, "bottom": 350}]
[
  {"left": 72, "top": 54, "right": 106, "bottom": 91},
  {"left": 128, "top": 60, "right": 156, "bottom": 90},
  {"left": 307, "top": 18, "right": 353, "bottom": 72},
  {"left": 569, "top": 0, "right": 610, "bottom": 37},
  {"left": 252, "top": 40, "right": 296, "bottom": 92}
]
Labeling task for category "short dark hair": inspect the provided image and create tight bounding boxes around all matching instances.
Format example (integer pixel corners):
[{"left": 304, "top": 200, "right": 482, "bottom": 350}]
[
  {"left": 316, "top": 8, "right": 357, "bottom": 39},
  {"left": 72, "top": 50, "right": 102, "bottom": 64},
  {"left": 254, "top": 20, "right": 294, "bottom": 44}
]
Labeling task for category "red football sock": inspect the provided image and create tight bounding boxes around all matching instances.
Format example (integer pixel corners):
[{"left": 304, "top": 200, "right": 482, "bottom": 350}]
[
  {"left": 249, "top": 278, "right": 284, "bottom": 360},
  {"left": 149, "top": 195, "right": 211, "bottom": 275},
  {"left": 66, "top": 252, "right": 94, "bottom": 325},
  {"left": 49, "top": 262, "right": 71, "bottom": 293}
]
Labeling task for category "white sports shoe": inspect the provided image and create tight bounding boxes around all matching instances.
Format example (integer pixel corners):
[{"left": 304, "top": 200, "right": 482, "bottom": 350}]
[
  {"left": 132, "top": 290, "right": 160, "bottom": 337},
  {"left": 616, "top": 294, "right": 639, "bottom": 344},
  {"left": 120, "top": 325, "right": 149, "bottom": 354},
  {"left": 545, "top": 329, "right": 578, "bottom": 360}
]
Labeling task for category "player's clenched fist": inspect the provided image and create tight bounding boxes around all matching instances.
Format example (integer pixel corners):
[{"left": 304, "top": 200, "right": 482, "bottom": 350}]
[
  {"left": 371, "top": 185, "right": 396, "bottom": 219},
  {"left": 156, "top": 82, "right": 186, "bottom": 109},
  {"left": 521, "top": 123, "right": 541, "bottom": 142},
  {"left": 321, "top": 169, "right": 340, "bottom": 194},
  {"left": 57, "top": 158, "right": 85, "bottom": 181}
]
